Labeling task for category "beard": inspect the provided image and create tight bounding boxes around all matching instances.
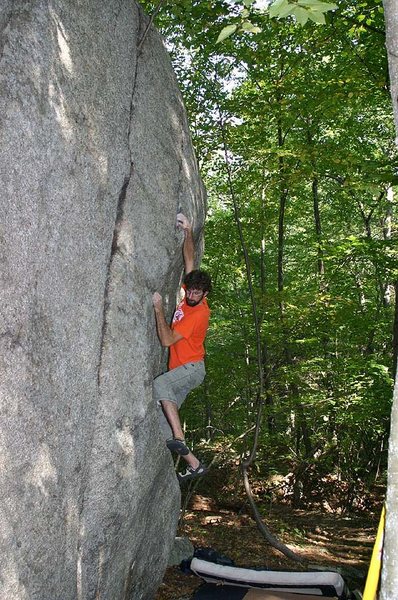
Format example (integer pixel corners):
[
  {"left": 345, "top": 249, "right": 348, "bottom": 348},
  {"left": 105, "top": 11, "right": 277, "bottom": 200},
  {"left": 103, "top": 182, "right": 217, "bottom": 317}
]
[{"left": 186, "top": 296, "right": 202, "bottom": 307}]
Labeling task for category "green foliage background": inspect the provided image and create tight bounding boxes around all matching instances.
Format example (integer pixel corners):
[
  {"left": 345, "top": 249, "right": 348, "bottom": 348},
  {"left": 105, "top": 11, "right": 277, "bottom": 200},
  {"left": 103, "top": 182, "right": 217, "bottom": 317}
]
[{"left": 143, "top": 0, "right": 397, "bottom": 507}]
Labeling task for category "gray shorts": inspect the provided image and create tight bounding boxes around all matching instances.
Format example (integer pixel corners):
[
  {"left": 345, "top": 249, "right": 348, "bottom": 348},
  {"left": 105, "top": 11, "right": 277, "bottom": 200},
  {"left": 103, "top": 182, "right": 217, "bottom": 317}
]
[{"left": 153, "top": 361, "right": 206, "bottom": 409}]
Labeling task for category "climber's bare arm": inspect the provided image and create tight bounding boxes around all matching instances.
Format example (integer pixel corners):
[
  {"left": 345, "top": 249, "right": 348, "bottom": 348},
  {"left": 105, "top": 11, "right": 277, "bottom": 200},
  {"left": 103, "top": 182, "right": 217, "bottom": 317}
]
[
  {"left": 152, "top": 292, "right": 183, "bottom": 347},
  {"left": 177, "top": 213, "right": 194, "bottom": 275}
]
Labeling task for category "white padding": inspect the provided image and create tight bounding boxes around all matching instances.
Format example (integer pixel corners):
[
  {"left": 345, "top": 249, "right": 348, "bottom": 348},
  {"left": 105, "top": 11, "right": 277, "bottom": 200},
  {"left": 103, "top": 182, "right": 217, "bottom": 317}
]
[{"left": 190, "top": 558, "right": 345, "bottom": 597}]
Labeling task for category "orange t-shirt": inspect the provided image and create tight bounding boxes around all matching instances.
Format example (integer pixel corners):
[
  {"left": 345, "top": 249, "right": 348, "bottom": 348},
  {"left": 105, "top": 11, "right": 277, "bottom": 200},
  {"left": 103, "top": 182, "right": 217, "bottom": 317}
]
[{"left": 168, "top": 290, "right": 210, "bottom": 370}]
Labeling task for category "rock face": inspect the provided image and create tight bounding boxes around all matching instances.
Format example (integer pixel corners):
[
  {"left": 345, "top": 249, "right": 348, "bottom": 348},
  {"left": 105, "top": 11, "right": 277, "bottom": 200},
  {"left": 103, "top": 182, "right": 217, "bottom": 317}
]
[
  {"left": 168, "top": 537, "right": 194, "bottom": 567},
  {"left": 0, "top": 1, "right": 205, "bottom": 599}
]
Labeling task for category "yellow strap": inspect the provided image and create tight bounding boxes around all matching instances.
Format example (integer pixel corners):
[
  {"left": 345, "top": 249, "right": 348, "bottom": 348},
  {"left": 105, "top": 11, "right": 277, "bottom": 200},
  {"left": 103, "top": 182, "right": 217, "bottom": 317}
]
[{"left": 362, "top": 505, "right": 385, "bottom": 600}]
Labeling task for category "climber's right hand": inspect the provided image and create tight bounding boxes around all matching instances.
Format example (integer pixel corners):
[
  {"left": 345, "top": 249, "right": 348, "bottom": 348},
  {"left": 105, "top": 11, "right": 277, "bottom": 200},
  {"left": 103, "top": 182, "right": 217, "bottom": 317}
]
[
  {"left": 176, "top": 213, "right": 191, "bottom": 231},
  {"left": 152, "top": 292, "right": 163, "bottom": 310}
]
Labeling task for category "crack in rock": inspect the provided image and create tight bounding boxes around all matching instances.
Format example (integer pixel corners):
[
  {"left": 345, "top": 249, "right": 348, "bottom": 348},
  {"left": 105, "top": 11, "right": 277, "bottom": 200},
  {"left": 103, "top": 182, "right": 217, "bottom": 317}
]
[{"left": 97, "top": 164, "right": 134, "bottom": 388}]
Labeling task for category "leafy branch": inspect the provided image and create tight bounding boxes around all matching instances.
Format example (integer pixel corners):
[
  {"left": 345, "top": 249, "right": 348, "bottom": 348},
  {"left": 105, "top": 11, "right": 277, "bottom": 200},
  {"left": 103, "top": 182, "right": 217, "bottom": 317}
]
[{"left": 217, "top": 0, "right": 338, "bottom": 43}]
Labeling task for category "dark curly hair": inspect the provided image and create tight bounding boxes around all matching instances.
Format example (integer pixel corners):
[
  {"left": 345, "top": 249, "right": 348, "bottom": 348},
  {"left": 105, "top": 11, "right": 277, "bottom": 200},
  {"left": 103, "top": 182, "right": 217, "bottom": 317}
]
[{"left": 184, "top": 269, "right": 212, "bottom": 294}]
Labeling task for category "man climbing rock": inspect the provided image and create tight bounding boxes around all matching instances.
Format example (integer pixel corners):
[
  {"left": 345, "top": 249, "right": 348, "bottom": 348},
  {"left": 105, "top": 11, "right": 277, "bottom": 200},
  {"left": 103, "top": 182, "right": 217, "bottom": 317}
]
[{"left": 152, "top": 213, "right": 212, "bottom": 483}]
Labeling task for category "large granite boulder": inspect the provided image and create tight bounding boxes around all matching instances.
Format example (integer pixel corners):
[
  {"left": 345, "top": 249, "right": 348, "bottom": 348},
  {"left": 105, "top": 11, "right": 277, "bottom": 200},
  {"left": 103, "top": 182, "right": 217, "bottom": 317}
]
[{"left": 0, "top": 1, "right": 205, "bottom": 598}]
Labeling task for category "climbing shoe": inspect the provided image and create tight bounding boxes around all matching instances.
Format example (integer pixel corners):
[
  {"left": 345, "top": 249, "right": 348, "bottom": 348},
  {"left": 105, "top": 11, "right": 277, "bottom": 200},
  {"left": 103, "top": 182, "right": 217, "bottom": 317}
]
[
  {"left": 177, "top": 462, "right": 208, "bottom": 483},
  {"left": 166, "top": 437, "right": 190, "bottom": 456}
]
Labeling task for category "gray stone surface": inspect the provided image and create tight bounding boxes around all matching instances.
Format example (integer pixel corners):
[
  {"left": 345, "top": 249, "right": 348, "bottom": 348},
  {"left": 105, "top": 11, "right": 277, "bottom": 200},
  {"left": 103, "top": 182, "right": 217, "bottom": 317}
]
[
  {"left": 168, "top": 537, "right": 195, "bottom": 567},
  {"left": 0, "top": 1, "right": 205, "bottom": 599}
]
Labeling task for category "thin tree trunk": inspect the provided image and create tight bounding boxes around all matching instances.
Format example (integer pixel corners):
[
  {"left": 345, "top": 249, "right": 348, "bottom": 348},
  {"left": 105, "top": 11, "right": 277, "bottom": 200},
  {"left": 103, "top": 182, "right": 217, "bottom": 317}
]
[
  {"left": 312, "top": 177, "right": 325, "bottom": 276},
  {"left": 306, "top": 127, "right": 324, "bottom": 277},
  {"left": 260, "top": 168, "right": 267, "bottom": 295},
  {"left": 262, "top": 340, "right": 275, "bottom": 434},
  {"left": 204, "top": 379, "right": 213, "bottom": 442},
  {"left": 241, "top": 465, "right": 306, "bottom": 564},
  {"left": 383, "top": 187, "right": 394, "bottom": 307},
  {"left": 219, "top": 118, "right": 303, "bottom": 564},
  {"left": 259, "top": 179, "right": 275, "bottom": 433},
  {"left": 278, "top": 120, "right": 311, "bottom": 500},
  {"left": 277, "top": 120, "right": 288, "bottom": 319}
]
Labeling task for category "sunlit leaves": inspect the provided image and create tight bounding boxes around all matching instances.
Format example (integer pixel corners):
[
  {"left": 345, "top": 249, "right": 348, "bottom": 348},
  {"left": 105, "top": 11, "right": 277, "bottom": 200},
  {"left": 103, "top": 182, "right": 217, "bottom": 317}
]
[
  {"left": 268, "top": 0, "right": 338, "bottom": 25},
  {"left": 217, "top": 23, "right": 238, "bottom": 42},
  {"left": 268, "top": 0, "right": 295, "bottom": 18},
  {"left": 241, "top": 21, "right": 262, "bottom": 32},
  {"left": 294, "top": 6, "right": 312, "bottom": 24},
  {"left": 216, "top": 20, "right": 262, "bottom": 42},
  {"left": 216, "top": 0, "right": 262, "bottom": 43},
  {"left": 216, "top": 0, "right": 337, "bottom": 43}
]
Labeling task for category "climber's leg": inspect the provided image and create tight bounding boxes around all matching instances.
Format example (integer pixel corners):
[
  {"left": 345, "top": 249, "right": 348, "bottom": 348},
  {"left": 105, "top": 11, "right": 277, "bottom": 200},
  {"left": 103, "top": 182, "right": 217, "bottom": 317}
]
[
  {"left": 160, "top": 399, "right": 200, "bottom": 469},
  {"left": 153, "top": 363, "right": 206, "bottom": 471},
  {"left": 161, "top": 399, "right": 184, "bottom": 440}
]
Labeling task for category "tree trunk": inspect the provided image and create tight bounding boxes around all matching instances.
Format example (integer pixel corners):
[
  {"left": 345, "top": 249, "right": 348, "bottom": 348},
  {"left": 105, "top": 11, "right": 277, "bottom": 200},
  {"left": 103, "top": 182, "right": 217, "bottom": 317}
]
[
  {"left": 277, "top": 120, "right": 288, "bottom": 318},
  {"left": 204, "top": 379, "right": 214, "bottom": 442},
  {"left": 258, "top": 183, "right": 275, "bottom": 432},
  {"left": 276, "top": 122, "right": 312, "bottom": 504},
  {"left": 384, "top": 0, "right": 398, "bottom": 135},
  {"left": 380, "top": 2, "right": 398, "bottom": 596},
  {"left": 393, "top": 281, "right": 398, "bottom": 381},
  {"left": 382, "top": 187, "right": 394, "bottom": 307},
  {"left": 380, "top": 373, "right": 398, "bottom": 599},
  {"left": 260, "top": 169, "right": 267, "bottom": 295},
  {"left": 312, "top": 177, "right": 325, "bottom": 276},
  {"left": 306, "top": 126, "right": 324, "bottom": 278},
  {"left": 220, "top": 119, "right": 303, "bottom": 564}
]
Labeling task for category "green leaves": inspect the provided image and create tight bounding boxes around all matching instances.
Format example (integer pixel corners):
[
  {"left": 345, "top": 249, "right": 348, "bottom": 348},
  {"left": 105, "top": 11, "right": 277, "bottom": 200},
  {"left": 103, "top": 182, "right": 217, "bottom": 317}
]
[
  {"left": 216, "top": 24, "right": 238, "bottom": 43},
  {"left": 294, "top": 6, "right": 312, "bottom": 25},
  {"left": 216, "top": 0, "right": 337, "bottom": 43},
  {"left": 268, "top": 0, "right": 338, "bottom": 26},
  {"left": 268, "top": 0, "right": 295, "bottom": 18},
  {"left": 241, "top": 21, "right": 262, "bottom": 33},
  {"left": 216, "top": 19, "right": 262, "bottom": 43},
  {"left": 216, "top": 0, "right": 262, "bottom": 43},
  {"left": 142, "top": 0, "right": 396, "bottom": 492}
]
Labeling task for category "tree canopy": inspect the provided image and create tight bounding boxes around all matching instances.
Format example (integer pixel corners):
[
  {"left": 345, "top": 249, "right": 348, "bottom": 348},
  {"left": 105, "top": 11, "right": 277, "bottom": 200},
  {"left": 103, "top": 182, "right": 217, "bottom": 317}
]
[{"left": 142, "top": 0, "right": 397, "bottom": 509}]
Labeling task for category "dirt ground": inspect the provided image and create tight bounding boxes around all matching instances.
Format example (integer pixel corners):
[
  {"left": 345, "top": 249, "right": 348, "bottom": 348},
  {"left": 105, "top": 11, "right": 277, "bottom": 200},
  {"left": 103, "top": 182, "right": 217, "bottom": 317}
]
[{"left": 155, "top": 494, "right": 380, "bottom": 600}]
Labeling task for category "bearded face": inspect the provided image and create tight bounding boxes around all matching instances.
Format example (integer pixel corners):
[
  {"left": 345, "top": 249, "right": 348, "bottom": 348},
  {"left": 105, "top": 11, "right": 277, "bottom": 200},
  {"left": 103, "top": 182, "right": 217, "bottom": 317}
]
[{"left": 186, "top": 288, "right": 207, "bottom": 306}]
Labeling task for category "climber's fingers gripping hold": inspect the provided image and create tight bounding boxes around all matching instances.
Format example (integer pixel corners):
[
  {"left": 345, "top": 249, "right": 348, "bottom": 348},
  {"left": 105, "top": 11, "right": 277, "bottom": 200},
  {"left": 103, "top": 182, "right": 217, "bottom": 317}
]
[
  {"left": 152, "top": 292, "right": 163, "bottom": 310},
  {"left": 176, "top": 213, "right": 191, "bottom": 232}
]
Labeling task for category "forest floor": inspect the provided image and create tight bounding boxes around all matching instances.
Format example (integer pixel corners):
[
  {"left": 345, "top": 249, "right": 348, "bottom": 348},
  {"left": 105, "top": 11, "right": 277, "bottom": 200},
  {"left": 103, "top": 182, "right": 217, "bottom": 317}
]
[{"left": 155, "top": 488, "right": 382, "bottom": 600}]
